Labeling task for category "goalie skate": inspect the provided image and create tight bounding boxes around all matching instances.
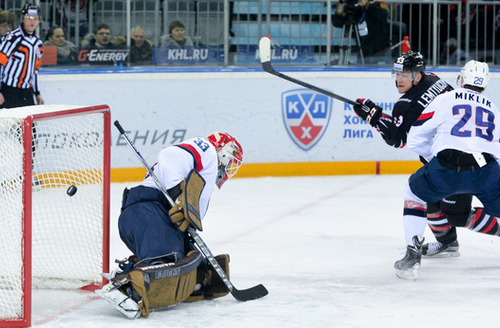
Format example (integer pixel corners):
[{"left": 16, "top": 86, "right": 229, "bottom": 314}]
[
  {"left": 95, "top": 282, "right": 141, "bottom": 319},
  {"left": 394, "top": 236, "right": 424, "bottom": 281},
  {"left": 422, "top": 240, "right": 460, "bottom": 258}
]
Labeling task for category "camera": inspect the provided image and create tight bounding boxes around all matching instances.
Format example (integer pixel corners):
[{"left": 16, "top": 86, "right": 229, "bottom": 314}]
[
  {"left": 340, "top": 0, "right": 358, "bottom": 7},
  {"left": 339, "top": 0, "right": 358, "bottom": 24}
]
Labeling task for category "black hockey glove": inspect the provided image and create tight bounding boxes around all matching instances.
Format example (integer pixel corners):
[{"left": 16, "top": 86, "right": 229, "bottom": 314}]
[{"left": 353, "top": 98, "right": 382, "bottom": 127}]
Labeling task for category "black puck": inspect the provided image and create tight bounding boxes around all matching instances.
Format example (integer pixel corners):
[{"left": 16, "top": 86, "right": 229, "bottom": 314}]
[{"left": 67, "top": 185, "right": 77, "bottom": 196}]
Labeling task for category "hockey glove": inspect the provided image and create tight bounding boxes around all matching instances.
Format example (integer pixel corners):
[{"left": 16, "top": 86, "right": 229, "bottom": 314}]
[
  {"left": 168, "top": 169, "right": 206, "bottom": 232},
  {"left": 353, "top": 98, "right": 382, "bottom": 127}
]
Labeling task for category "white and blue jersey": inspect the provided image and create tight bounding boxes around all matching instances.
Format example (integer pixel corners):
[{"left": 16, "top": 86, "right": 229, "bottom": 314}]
[
  {"left": 408, "top": 87, "right": 500, "bottom": 162},
  {"left": 142, "top": 137, "right": 218, "bottom": 220},
  {"left": 119, "top": 137, "right": 218, "bottom": 263},
  {"left": 401, "top": 88, "right": 500, "bottom": 245}
]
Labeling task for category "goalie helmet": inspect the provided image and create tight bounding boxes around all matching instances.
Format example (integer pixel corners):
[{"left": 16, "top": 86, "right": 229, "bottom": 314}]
[
  {"left": 21, "top": 3, "right": 41, "bottom": 18},
  {"left": 393, "top": 51, "right": 425, "bottom": 74},
  {"left": 206, "top": 132, "right": 243, "bottom": 189},
  {"left": 457, "top": 60, "right": 489, "bottom": 90}
]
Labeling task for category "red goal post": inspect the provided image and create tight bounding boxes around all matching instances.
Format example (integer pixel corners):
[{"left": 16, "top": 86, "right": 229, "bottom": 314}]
[{"left": 0, "top": 105, "right": 111, "bottom": 327}]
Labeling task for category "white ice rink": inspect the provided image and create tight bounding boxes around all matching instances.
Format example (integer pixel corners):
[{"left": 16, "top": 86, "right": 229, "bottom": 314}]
[{"left": 32, "top": 175, "right": 500, "bottom": 328}]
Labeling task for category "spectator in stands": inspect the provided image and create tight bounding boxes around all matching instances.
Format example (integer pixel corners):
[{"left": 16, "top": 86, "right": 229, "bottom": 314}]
[
  {"left": 130, "top": 26, "right": 151, "bottom": 65},
  {"left": 0, "top": 10, "right": 15, "bottom": 37},
  {"left": 44, "top": 26, "right": 78, "bottom": 65},
  {"left": 333, "top": 0, "right": 391, "bottom": 64},
  {"left": 161, "top": 21, "right": 194, "bottom": 47},
  {"left": 84, "top": 23, "right": 127, "bottom": 66},
  {"left": 54, "top": 0, "right": 90, "bottom": 40},
  {"left": 85, "top": 23, "right": 117, "bottom": 50},
  {"left": 440, "top": 37, "right": 469, "bottom": 65}
]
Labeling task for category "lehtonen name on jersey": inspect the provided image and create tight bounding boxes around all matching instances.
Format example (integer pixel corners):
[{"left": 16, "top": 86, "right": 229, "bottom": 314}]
[
  {"left": 417, "top": 79, "right": 450, "bottom": 108},
  {"left": 455, "top": 91, "right": 492, "bottom": 108}
]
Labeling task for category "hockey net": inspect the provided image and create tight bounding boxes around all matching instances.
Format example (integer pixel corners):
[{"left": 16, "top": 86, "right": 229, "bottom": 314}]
[{"left": 0, "top": 105, "right": 110, "bottom": 327}]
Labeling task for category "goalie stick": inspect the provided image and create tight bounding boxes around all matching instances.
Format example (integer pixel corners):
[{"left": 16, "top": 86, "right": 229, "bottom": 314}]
[
  {"left": 259, "top": 36, "right": 358, "bottom": 106},
  {"left": 114, "top": 120, "right": 268, "bottom": 302}
]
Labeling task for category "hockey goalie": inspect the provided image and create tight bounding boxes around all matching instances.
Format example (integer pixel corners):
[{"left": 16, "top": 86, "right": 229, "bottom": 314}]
[{"left": 96, "top": 132, "right": 243, "bottom": 318}]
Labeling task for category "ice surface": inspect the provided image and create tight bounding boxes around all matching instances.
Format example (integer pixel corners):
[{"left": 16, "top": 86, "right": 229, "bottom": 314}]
[{"left": 31, "top": 175, "right": 500, "bottom": 327}]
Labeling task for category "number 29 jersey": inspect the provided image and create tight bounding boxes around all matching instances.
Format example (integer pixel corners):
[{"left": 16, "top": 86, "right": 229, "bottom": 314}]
[{"left": 407, "top": 87, "right": 500, "bottom": 162}]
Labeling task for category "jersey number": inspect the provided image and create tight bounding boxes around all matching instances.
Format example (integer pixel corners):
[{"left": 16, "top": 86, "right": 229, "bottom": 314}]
[
  {"left": 451, "top": 104, "right": 495, "bottom": 141},
  {"left": 193, "top": 138, "right": 210, "bottom": 151}
]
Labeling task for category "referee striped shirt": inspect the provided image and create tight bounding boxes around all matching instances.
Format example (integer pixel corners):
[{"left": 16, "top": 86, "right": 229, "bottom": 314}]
[{"left": 0, "top": 26, "right": 43, "bottom": 94}]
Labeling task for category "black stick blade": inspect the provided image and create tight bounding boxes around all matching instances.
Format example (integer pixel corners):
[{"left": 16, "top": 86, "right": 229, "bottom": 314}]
[{"left": 232, "top": 284, "right": 269, "bottom": 302}]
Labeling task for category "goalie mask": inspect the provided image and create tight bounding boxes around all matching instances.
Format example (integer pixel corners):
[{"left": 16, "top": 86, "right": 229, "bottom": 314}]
[
  {"left": 457, "top": 60, "right": 489, "bottom": 90},
  {"left": 207, "top": 132, "right": 243, "bottom": 189}
]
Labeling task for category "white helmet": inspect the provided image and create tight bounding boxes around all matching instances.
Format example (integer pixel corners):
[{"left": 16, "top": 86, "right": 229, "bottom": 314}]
[
  {"left": 206, "top": 132, "right": 243, "bottom": 189},
  {"left": 457, "top": 60, "right": 489, "bottom": 90}
]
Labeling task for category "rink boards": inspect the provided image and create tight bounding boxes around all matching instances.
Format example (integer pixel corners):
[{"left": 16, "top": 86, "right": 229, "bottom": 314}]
[{"left": 39, "top": 68, "right": 500, "bottom": 181}]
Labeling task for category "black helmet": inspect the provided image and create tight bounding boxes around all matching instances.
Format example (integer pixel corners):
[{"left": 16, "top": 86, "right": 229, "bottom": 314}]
[
  {"left": 393, "top": 51, "right": 425, "bottom": 73},
  {"left": 21, "top": 3, "right": 41, "bottom": 18}
]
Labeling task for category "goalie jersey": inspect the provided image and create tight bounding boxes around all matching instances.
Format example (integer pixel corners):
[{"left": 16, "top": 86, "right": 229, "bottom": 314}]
[{"left": 141, "top": 137, "right": 218, "bottom": 219}]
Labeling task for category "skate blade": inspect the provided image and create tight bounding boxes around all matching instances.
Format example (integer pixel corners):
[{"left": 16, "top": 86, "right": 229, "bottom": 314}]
[
  {"left": 395, "top": 263, "right": 420, "bottom": 281},
  {"left": 423, "top": 251, "right": 460, "bottom": 259},
  {"left": 95, "top": 289, "right": 141, "bottom": 319}
]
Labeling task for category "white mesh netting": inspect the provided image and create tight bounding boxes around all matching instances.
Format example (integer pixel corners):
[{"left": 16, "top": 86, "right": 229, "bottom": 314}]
[{"left": 0, "top": 108, "right": 107, "bottom": 321}]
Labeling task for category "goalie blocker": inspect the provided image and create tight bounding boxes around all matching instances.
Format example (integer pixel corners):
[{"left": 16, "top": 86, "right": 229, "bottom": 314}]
[{"left": 96, "top": 250, "right": 231, "bottom": 318}]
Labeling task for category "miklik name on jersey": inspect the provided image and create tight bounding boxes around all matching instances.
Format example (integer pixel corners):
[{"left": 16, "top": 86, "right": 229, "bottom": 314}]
[{"left": 455, "top": 91, "right": 492, "bottom": 108}]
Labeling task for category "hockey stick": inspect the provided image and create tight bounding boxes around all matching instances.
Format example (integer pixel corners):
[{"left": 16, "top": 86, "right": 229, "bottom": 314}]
[
  {"left": 258, "top": 36, "right": 358, "bottom": 106},
  {"left": 114, "top": 121, "right": 268, "bottom": 302}
]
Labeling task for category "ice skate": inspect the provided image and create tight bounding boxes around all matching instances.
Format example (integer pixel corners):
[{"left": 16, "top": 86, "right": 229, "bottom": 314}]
[
  {"left": 95, "top": 282, "right": 141, "bottom": 319},
  {"left": 394, "top": 236, "right": 424, "bottom": 280},
  {"left": 422, "top": 240, "right": 460, "bottom": 258}
]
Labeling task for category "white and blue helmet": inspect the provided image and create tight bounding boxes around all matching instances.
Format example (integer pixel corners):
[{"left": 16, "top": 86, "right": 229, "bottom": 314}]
[{"left": 458, "top": 60, "right": 489, "bottom": 90}]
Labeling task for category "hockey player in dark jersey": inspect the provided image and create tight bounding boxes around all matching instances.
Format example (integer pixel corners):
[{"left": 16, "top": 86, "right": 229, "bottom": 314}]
[
  {"left": 354, "top": 51, "right": 453, "bottom": 148},
  {"left": 352, "top": 51, "right": 500, "bottom": 258}
]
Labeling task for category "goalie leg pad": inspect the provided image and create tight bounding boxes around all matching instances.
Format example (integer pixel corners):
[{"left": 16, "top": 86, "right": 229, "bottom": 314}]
[
  {"left": 128, "top": 250, "right": 202, "bottom": 317},
  {"left": 185, "top": 254, "right": 230, "bottom": 302}
]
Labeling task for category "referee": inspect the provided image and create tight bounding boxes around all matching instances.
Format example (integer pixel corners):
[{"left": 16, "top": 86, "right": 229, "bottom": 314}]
[{"left": 0, "top": 3, "right": 44, "bottom": 109}]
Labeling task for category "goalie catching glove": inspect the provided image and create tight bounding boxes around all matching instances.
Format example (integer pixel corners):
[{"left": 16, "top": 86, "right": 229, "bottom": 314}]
[
  {"left": 353, "top": 98, "right": 382, "bottom": 127},
  {"left": 168, "top": 169, "right": 206, "bottom": 232}
]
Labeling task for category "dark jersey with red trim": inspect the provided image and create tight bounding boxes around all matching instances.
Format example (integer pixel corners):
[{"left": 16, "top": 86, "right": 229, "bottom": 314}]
[
  {"left": 141, "top": 137, "right": 218, "bottom": 219},
  {"left": 374, "top": 73, "right": 453, "bottom": 148},
  {"left": 0, "top": 25, "right": 43, "bottom": 93}
]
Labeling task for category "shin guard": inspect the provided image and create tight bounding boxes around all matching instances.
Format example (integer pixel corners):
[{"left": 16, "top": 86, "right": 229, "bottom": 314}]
[{"left": 466, "top": 208, "right": 500, "bottom": 236}]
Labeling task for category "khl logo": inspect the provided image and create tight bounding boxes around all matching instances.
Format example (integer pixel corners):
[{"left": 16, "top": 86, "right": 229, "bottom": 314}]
[{"left": 282, "top": 89, "right": 332, "bottom": 151}]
